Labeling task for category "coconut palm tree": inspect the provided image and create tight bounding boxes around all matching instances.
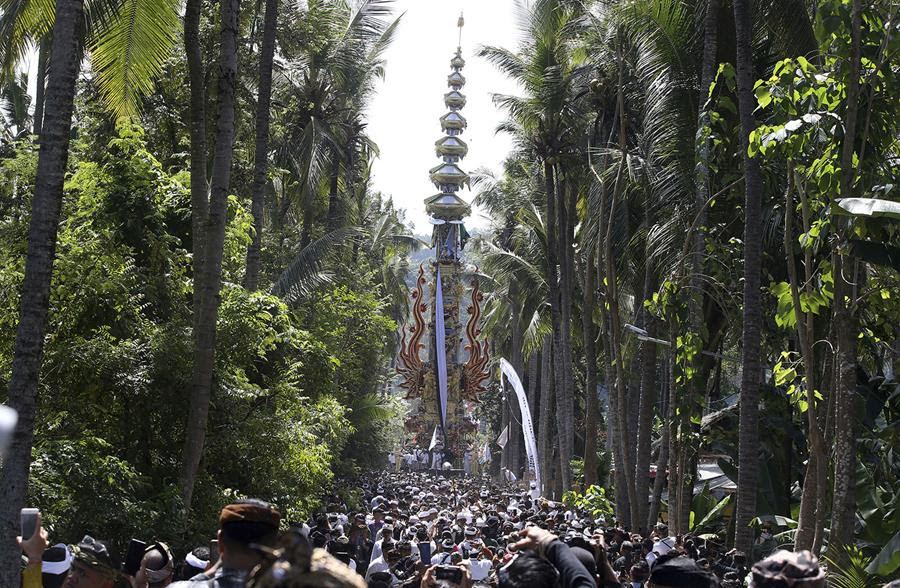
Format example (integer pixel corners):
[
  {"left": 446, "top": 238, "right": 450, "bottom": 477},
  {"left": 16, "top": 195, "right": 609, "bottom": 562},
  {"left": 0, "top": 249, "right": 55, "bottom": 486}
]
[
  {"left": 244, "top": 0, "right": 280, "bottom": 290},
  {"left": 0, "top": 0, "right": 184, "bottom": 574},
  {"left": 473, "top": 160, "right": 555, "bottom": 489},
  {"left": 181, "top": 0, "right": 242, "bottom": 512},
  {"left": 731, "top": 0, "right": 765, "bottom": 554},
  {"left": 480, "top": 0, "right": 589, "bottom": 492},
  {"left": 0, "top": 1, "right": 82, "bottom": 581},
  {"left": 184, "top": 0, "right": 207, "bottom": 324}
]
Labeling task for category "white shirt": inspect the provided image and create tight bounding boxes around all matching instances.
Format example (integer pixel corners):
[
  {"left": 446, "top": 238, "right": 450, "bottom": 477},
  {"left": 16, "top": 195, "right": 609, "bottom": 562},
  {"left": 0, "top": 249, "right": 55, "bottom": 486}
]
[
  {"left": 371, "top": 537, "right": 389, "bottom": 562},
  {"left": 466, "top": 558, "right": 492, "bottom": 582}
]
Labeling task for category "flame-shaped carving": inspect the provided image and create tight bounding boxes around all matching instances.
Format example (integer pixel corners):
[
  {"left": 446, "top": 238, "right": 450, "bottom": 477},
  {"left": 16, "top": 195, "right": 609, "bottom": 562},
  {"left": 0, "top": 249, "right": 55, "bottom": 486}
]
[
  {"left": 397, "top": 265, "right": 427, "bottom": 397},
  {"left": 462, "top": 277, "right": 490, "bottom": 401}
]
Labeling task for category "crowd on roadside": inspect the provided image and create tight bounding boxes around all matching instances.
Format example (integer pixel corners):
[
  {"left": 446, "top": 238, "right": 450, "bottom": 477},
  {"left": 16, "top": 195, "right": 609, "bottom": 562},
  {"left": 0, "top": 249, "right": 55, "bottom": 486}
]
[{"left": 15, "top": 469, "right": 850, "bottom": 588}]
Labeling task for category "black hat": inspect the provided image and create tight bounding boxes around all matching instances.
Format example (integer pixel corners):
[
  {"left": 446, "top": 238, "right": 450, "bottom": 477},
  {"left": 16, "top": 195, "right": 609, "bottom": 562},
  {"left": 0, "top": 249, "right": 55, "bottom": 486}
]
[
  {"left": 650, "top": 555, "right": 718, "bottom": 588},
  {"left": 41, "top": 543, "right": 72, "bottom": 588}
]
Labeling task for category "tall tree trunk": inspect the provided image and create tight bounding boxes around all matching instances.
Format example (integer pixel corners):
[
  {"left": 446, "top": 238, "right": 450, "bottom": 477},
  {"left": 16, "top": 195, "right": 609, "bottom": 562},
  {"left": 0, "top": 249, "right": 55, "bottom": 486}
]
[
  {"left": 787, "top": 172, "right": 827, "bottom": 553},
  {"left": 544, "top": 161, "right": 573, "bottom": 490},
  {"left": 829, "top": 0, "right": 862, "bottom": 556},
  {"left": 0, "top": 1, "right": 83, "bottom": 583},
  {"left": 608, "top": 44, "right": 639, "bottom": 529},
  {"left": 674, "top": 0, "right": 720, "bottom": 537},
  {"left": 635, "top": 268, "right": 658, "bottom": 533},
  {"left": 583, "top": 246, "right": 600, "bottom": 486},
  {"left": 538, "top": 336, "right": 554, "bottom": 496},
  {"left": 596, "top": 163, "right": 629, "bottom": 525},
  {"left": 667, "top": 341, "right": 682, "bottom": 533},
  {"left": 556, "top": 174, "right": 576, "bottom": 492},
  {"left": 32, "top": 36, "right": 49, "bottom": 137},
  {"left": 648, "top": 356, "right": 671, "bottom": 529},
  {"left": 244, "top": 0, "right": 278, "bottom": 290},
  {"left": 830, "top": 255, "right": 858, "bottom": 553},
  {"left": 185, "top": 0, "right": 209, "bottom": 298},
  {"left": 181, "top": 0, "right": 241, "bottom": 512},
  {"left": 326, "top": 156, "right": 341, "bottom": 230},
  {"left": 732, "top": 0, "right": 765, "bottom": 553}
]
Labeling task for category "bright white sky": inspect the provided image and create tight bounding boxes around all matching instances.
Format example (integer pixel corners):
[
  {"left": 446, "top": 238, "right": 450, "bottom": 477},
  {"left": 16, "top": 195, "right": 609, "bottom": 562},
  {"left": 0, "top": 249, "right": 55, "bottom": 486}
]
[{"left": 367, "top": 0, "right": 522, "bottom": 234}]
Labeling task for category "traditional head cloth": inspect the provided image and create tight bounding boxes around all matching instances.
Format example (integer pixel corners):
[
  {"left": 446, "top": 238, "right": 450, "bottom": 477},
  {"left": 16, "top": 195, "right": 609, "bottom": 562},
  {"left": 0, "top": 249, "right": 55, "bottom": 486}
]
[
  {"left": 221, "top": 501, "right": 282, "bottom": 528},
  {"left": 650, "top": 555, "right": 718, "bottom": 588},
  {"left": 750, "top": 550, "right": 825, "bottom": 587},
  {"left": 184, "top": 551, "right": 208, "bottom": 570},
  {"left": 71, "top": 536, "right": 118, "bottom": 580},
  {"left": 42, "top": 544, "right": 73, "bottom": 576},
  {"left": 142, "top": 542, "right": 175, "bottom": 585}
]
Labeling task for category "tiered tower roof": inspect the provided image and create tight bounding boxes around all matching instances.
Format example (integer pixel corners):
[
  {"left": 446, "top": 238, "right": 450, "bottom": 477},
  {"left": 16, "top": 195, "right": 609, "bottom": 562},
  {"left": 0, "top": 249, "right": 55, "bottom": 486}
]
[{"left": 426, "top": 15, "right": 471, "bottom": 219}]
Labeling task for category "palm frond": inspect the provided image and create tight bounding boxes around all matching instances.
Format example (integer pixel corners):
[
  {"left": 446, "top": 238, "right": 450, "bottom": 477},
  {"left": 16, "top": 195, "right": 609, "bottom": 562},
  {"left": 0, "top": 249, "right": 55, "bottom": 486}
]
[
  {"left": 824, "top": 546, "right": 880, "bottom": 588},
  {"left": 480, "top": 241, "right": 547, "bottom": 293},
  {"left": 290, "top": 116, "right": 336, "bottom": 198},
  {"left": 0, "top": 70, "right": 31, "bottom": 133},
  {"left": 272, "top": 226, "right": 362, "bottom": 304},
  {"left": 478, "top": 45, "right": 528, "bottom": 82},
  {"left": 522, "top": 307, "right": 551, "bottom": 357},
  {"left": 0, "top": 0, "right": 54, "bottom": 81},
  {"left": 87, "top": 0, "right": 181, "bottom": 121}
]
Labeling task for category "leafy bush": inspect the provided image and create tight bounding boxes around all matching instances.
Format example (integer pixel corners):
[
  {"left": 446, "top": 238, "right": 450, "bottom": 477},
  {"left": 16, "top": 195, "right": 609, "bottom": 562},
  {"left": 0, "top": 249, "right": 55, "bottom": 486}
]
[{"left": 563, "top": 485, "right": 615, "bottom": 522}]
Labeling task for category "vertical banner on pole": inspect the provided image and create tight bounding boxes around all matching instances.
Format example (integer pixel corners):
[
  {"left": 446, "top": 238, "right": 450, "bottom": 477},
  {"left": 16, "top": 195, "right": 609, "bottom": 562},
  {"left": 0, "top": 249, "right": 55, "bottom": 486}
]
[
  {"left": 435, "top": 267, "right": 448, "bottom": 429},
  {"left": 499, "top": 358, "right": 541, "bottom": 493}
]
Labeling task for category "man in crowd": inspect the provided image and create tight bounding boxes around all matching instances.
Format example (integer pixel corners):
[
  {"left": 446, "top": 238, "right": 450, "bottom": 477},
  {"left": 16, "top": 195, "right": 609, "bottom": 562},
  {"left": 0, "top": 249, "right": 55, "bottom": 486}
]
[
  {"left": 65, "top": 536, "right": 119, "bottom": 588},
  {"left": 139, "top": 542, "right": 175, "bottom": 588},
  {"left": 171, "top": 498, "right": 281, "bottom": 587}
]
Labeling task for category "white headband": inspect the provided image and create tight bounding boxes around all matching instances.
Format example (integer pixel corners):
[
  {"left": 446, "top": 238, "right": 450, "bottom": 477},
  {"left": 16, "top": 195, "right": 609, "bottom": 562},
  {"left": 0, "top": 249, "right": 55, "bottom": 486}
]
[
  {"left": 184, "top": 552, "right": 208, "bottom": 569},
  {"left": 42, "top": 544, "right": 73, "bottom": 576}
]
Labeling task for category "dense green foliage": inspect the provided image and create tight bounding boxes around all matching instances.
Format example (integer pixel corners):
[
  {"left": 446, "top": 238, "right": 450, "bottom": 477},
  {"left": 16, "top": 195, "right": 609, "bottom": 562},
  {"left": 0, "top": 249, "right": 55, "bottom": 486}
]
[
  {"left": 0, "top": 0, "right": 412, "bottom": 553},
  {"left": 471, "top": 0, "right": 897, "bottom": 568}
]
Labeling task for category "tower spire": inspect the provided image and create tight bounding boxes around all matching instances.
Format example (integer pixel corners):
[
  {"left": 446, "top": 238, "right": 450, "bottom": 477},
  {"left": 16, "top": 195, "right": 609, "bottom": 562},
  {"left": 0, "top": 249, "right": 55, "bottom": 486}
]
[{"left": 426, "top": 16, "right": 471, "bottom": 226}]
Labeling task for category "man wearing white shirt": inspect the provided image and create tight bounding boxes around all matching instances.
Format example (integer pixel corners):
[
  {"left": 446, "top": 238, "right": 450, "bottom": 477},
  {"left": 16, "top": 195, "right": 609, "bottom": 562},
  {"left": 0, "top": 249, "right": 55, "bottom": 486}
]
[
  {"left": 464, "top": 539, "right": 492, "bottom": 582},
  {"left": 366, "top": 539, "right": 399, "bottom": 583},
  {"left": 430, "top": 539, "right": 455, "bottom": 566}
]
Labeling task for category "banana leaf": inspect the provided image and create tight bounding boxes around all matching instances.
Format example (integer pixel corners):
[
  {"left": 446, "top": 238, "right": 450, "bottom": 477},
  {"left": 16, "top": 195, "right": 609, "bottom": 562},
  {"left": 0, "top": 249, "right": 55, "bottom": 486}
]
[{"left": 866, "top": 530, "right": 900, "bottom": 576}]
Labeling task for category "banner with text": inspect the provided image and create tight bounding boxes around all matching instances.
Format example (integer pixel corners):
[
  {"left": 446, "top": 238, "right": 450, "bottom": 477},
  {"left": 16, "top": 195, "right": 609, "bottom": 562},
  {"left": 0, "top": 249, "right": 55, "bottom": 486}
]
[{"left": 499, "top": 358, "right": 541, "bottom": 492}]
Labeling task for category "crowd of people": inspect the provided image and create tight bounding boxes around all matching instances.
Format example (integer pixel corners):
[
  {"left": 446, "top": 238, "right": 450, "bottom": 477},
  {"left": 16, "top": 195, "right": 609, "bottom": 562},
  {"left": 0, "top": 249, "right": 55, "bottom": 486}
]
[{"left": 16, "top": 470, "right": 844, "bottom": 588}]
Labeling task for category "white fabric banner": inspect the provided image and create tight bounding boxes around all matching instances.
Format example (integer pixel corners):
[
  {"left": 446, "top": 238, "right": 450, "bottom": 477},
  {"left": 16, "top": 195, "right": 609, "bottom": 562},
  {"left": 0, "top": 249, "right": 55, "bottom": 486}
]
[
  {"left": 497, "top": 425, "right": 509, "bottom": 449},
  {"left": 429, "top": 425, "right": 443, "bottom": 451},
  {"left": 496, "top": 424, "right": 509, "bottom": 449},
  {"left": 499, "top": 358, "right": 541, "bottom": 493}
]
